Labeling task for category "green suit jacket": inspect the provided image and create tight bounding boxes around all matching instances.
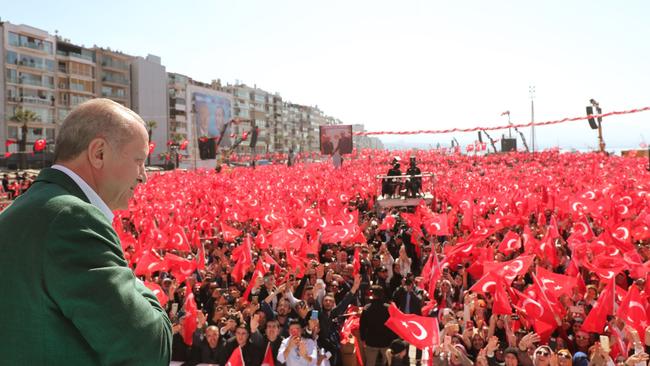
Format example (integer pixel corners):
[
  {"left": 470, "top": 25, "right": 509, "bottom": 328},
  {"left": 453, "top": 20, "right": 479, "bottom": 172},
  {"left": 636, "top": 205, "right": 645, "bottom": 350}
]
[{"left": 0, "top": 168, "right": 172, "bottom": 365}]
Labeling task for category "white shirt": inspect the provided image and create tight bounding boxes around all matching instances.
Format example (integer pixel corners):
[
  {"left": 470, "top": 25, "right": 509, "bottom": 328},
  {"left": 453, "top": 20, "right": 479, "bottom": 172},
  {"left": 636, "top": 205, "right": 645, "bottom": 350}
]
[
  {"left": 51, "top": 164, "right": 114, "bottom": 222},
  {"left": 277, "top": 336, "right": 318, "bottom": 366}
]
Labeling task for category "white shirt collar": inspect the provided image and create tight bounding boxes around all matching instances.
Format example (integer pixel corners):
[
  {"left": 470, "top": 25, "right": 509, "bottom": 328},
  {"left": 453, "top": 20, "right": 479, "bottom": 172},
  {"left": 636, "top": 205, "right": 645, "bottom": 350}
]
[{"left": 51, "top": 164, "right": 114, "bottom": 222}]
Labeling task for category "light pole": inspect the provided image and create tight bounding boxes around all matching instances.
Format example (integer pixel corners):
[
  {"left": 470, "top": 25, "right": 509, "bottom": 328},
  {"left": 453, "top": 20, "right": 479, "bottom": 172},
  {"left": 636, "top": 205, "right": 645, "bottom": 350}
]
[
  {"left": 529, "top": 85, "right": 536, "bottom": 153},
  {"left": 589, "top": 99, "right": 606, "bottom": 153}
]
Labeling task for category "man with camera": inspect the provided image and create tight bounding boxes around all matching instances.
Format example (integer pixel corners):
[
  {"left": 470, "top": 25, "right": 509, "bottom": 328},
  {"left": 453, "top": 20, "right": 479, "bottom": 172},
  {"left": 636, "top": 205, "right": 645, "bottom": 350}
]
[{"left": 278, "top": 319, "right": 319, "bottom": 366}]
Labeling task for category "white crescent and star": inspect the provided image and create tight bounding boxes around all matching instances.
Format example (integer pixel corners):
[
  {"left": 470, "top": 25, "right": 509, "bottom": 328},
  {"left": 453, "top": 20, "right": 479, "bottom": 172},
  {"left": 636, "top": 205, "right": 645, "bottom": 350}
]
[
  {"left": 400, "top": 320, "right": 428, "bottom": 341},
  {"left": 482, "top": 281, "right": 496, "bottom": 293},
  {"left": 522, "top": 298, "right": 544, "bottom": 318}
]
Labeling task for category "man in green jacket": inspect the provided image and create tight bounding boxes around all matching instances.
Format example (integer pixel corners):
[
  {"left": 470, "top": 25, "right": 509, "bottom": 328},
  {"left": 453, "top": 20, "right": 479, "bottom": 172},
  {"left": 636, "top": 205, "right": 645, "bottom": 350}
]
[{"left": 0, "top": 99, "right": 172, "bottom": 365}]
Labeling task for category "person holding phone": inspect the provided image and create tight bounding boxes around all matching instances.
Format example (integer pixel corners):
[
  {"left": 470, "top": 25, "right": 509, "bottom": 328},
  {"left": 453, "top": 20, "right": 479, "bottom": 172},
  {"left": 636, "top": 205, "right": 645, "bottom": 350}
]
[{"left": 278, "top": 319, "right": 318, "bottom": 366}]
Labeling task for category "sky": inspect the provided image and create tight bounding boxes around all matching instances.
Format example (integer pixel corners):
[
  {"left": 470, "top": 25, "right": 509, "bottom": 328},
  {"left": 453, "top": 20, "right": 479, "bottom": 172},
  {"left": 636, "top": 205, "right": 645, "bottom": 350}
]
[{"left": 4, "top": 0, "right": 650, "bottom": 150}]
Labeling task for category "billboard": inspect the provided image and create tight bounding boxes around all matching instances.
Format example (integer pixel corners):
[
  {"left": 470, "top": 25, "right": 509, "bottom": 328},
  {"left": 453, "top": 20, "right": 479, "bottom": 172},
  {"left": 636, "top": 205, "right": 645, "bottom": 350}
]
[
  {"left": 320, "top": 125, "right": 353, "bottom": 155},
  {"left": 192, "top": 92, "right": 232, "bottom": 159}
]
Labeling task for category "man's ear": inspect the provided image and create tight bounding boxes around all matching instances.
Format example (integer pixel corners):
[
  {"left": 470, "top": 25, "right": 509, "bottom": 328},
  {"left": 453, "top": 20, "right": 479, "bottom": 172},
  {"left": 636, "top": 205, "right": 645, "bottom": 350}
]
[{"left": 87, "top": 137, "right": 108, "bottom": 169}]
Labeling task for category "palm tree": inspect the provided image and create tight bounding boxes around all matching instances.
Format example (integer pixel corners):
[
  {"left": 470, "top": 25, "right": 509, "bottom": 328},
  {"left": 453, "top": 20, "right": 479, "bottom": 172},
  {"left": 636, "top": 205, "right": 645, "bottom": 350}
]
[
  {"left": 145, "top": 120, "right": 157, "bottom": 166},
  {"left": 10, "top": 108, "right": 40, "bottom": 169}
]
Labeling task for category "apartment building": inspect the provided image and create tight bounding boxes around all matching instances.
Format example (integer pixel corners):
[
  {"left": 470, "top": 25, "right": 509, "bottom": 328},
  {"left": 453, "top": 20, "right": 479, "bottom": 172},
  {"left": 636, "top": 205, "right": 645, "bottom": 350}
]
[
  {"left": 1, "top": 22, "right": 57, "bottom": 162},
  {"left": 55, "top": 39, "right": 96, "bottom": 123},
  {"left": 95, "top": 47, "right": 131, "bottom": 108},
  {"left": 131, "top": 54, "right": 167, "bottom": 165}
]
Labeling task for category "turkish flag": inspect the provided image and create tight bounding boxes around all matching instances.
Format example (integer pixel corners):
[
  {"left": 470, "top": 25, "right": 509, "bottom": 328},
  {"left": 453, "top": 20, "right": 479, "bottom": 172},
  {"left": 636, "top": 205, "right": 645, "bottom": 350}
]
[
  {"left": 379, "top": 215, "right": 396, "bottom": 231},
  {"left": 226, "top": 345, "right": 245, "bottom": 366},
  {"left": 469, "top": 271, "right": 503, "bottom": 294},
  {"left": 179, "top": 139, "right": 189, "bottom": 150},
  {"left": 262, "top": 342, "right": 275, "bottom": 366},
  {"left": 492, "top": 279, "right": 513, "bottom": 315},
  {"left": 536, "top": 266, "right": 577, "bottom": 298},
  {"left": 165, "top": 253, "right": 197, "bottom": 283},
  {"left": 148, "top": 142, "right": 156, "bottom": 155},
  {"left": 231, "top": 235, "right": 253, "bottom": 283},
  {"left": 616, "top": 284, "right": 648, "bottom": 340},
  {"left": 581, "top": 279, "right": 615, "bottom": 333},
  {"left": 271, "top": 227, "right": 305, "bottom": 252},
  {"left": 498, "top": 230, "right": 521, "bottom": 255},
  {"left": 424, "top": 213, "right": 450, "bottom": 236},
  {"left": 144, "top": 281, "right": 169, "bottom": 307},
  {"left": 166, "top": 225, "right": 192, "bottom": 252},
  {"left": 321, "top": 223, "right": 360, "bottom": 244},
  {"left": 181, "top": 288, "right": 198, "bottom": 346},
  {"left": 385, "top": 303, "right": 439, "bottom": 350},
  {"left": 571, "top": 217, "right": 594, "bottom": 240},
  {"left": 33, "top": 138, "right": 46, "bottom": 152},
  {"left": 134, "top": 250, "right": 167, "bottom": 276},
  {"left": 220, "top": 222, "right": 242, "bottom": 242},
  {"left": 352, "top": 247, "right": 361, "bottom": 277},
  {"left": 483, "top": 254, "right": 535, "bottom": 284}
]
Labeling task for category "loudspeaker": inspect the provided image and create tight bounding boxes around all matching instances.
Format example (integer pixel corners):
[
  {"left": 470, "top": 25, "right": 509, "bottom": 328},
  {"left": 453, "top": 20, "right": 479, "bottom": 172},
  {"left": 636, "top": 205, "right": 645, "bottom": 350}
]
[
  {"left": 586, "top": 106, "right": 598, "bottom": 129},
  {"left": 501, "top": 138, "right": 517, "bottom": 152},
  {"left": 249, "top": 127, "right": 259, "bottom": 148}
]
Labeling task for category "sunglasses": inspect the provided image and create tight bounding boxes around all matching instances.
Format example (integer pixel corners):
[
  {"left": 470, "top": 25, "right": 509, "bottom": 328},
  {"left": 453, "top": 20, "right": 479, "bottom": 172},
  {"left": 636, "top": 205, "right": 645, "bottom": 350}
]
[
  {"left": 558, "top": 353, "right": 571, "bottom": 359},
  {"left": 536, "top": 350, "right": 550, "bottom": 357}
]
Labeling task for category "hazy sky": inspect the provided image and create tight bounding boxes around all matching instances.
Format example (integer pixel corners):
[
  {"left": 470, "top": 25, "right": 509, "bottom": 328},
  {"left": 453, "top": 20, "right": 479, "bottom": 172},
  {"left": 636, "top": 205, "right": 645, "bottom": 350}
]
[{"left": 4, "top": 0, "right": 649, "bottom": 150}]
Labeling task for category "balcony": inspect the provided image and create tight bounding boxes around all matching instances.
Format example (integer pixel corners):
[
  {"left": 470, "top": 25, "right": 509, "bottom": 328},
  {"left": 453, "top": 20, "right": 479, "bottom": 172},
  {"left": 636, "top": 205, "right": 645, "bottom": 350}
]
[
  {"left": 101, "top": 74, "right": 129, "bottom": 86},
  {"left": 101, "top": 91, "right": 127, "bottom": 100},
  {"left": 8, "top": 95, "right": 55, "bottom": 107},
  {"left": 101, "top": 59, "right": 129, "bottom": 71},
  {"left": 56, "top": 50, "right": 95, "bottom": 63}
]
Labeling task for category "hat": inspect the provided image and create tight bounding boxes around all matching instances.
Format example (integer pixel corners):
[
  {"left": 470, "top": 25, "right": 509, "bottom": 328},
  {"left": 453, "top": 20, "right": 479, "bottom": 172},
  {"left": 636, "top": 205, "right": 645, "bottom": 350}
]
[
  {"left": 389, "top": 339, "right": 408, "bottom": 354},
  {"left": 573, "top": 352, "right": 588, "bottom": 366}
]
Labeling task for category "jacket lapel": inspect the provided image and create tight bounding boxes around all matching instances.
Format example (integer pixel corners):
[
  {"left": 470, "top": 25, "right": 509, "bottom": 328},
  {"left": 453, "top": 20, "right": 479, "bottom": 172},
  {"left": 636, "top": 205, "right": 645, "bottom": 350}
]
[{"left": 34, "top": 168, "right": 91, "bottom": 204}]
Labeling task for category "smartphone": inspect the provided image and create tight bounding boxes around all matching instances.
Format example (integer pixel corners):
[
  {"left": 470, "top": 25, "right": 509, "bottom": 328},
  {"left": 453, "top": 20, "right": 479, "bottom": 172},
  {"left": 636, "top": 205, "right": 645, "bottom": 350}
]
[
  {"left": 252, "top": 295, "right": 259, "bottom": 304},
  {"left": 170, "top": 303, "right": 179, "bottom": 316},
  {"left": 466, "top": 321, "right": 474, "bottom": 329},
  {"left": 311, "top": 310, "right": 319, "bottom": 320},
  {"left": 600, "top": 335, "right": 610, "bottom": 353}
]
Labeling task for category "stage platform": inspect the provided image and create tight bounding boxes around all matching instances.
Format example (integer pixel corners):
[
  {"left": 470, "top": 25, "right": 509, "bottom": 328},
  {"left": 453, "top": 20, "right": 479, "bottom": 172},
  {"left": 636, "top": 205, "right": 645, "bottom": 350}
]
[{"left": 375, "top": 193, "right": 433, "bottom": 210}]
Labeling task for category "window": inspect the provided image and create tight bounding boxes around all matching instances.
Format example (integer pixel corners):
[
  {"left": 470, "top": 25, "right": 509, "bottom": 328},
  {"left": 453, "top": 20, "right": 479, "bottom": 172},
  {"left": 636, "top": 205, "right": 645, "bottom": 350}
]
[
  {"left": 9, "top": 32, "right": 53, "bottom": 54},
  {"left": 6, "top": 69, "right": 18, "bottom": 83},
  {"left": 8, "top": 32, "right": 19, "bottom": 47},
  {"left": 6, "top": 51, "right": 17, "bottom": 64},
  {"left": 46, "top": 128, "right": 55, "bottom": 141}
]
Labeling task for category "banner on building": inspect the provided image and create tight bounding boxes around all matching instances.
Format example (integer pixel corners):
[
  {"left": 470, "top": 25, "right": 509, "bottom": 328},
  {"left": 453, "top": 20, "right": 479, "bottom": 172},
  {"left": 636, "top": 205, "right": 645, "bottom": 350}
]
[
  {"left": 192, "top": 92, "right": 232, "bottom": 159},
  {"left": 319, "top": 125, "right": 353, "bottom": 155}
]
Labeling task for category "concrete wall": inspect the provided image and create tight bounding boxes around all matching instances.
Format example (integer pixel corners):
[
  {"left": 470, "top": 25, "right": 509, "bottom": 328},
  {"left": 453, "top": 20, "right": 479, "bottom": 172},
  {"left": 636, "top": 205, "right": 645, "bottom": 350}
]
[{"left": 130, "top": 55, "right": 167, "bottom": 165}]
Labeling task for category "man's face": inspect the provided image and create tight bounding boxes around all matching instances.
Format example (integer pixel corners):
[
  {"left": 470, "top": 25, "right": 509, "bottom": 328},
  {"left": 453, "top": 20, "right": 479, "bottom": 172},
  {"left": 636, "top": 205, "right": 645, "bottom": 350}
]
[
  {"left": 289, "top": 324, "right": 301, "bottom": 338},
  {"left": 277, "top": 299, "right": 290, "bottom": 316},
  {"left": 266, "top": 321, "right": 280, "bottom": 341},
  {"left": 323, "top": 296, "right": 336, "bottom": 311},
  {"left": 206, "top": 328, "right": 219, "bottom": 348},
  {"left": 99, "top": 121, "right": 148, "bottom": 210},
  {"left": 235, "top": 328, "right": 249, "bottom": 346},
  {"left": 504, "top": 353, "right": 518, "bottom": 366}
]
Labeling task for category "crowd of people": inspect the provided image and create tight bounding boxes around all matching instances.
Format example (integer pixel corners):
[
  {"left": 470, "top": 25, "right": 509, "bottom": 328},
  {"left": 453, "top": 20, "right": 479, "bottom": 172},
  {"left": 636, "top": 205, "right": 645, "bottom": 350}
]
[
  {"left": 1, "top": 172, "right": 34, "bottom": 201},
  {"left": 102, "top": 149, "right": 650, "bottom": 366}
]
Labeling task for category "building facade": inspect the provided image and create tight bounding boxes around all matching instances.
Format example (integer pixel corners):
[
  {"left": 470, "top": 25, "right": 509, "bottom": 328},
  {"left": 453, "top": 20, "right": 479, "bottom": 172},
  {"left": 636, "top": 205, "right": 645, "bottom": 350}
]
[
  {"left": 131, "top": 54, "right": 167, "bottom": 165},
  {"left": 2, "top": 22, "right": 57, "bottom": 161},
  {"left": 95, "top": 47, "right": 131, "bottom": 108}
]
